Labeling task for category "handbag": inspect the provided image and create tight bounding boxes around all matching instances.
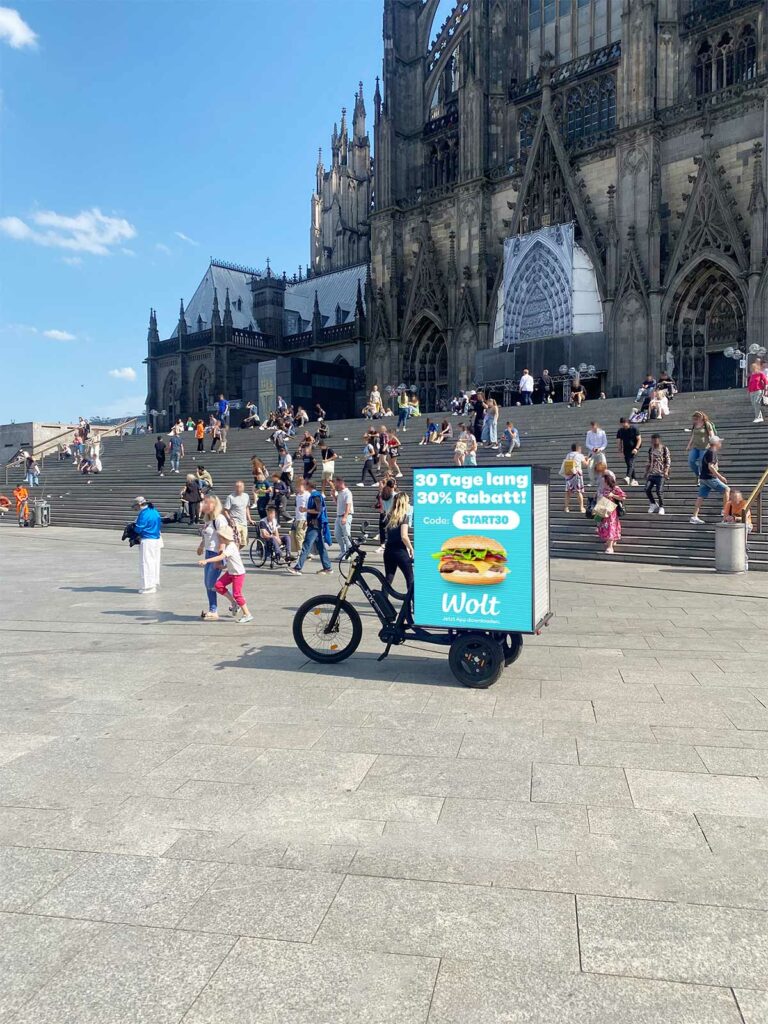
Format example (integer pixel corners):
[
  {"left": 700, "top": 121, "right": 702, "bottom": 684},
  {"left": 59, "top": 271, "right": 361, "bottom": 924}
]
[
  {"left": 593, "top": 496, "right": 618, "bottom": 520},
  {"left": 585, "top": 497, "right": 597, "bottom": 519}
]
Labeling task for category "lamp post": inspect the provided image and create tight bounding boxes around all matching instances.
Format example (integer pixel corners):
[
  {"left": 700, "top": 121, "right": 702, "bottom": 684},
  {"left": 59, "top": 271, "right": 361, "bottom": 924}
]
[{"left": 724, "top": 347, "right": 746, "bottom": 388}]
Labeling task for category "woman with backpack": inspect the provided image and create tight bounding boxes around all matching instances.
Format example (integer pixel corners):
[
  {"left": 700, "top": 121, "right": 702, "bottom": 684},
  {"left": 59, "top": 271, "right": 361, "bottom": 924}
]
[{"left": 560, "top": 443, "right": 588, "bottom": 514}]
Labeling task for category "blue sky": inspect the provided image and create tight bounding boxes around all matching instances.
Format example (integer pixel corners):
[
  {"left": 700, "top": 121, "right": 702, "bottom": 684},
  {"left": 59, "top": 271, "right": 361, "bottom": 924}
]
[{"left": 0, "top": 1, "right": 383, "bottom": 422}]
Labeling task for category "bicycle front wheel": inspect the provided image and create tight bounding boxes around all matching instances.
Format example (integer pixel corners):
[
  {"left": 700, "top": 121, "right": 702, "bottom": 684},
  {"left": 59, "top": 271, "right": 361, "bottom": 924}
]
[
  {"left": 249, "top": 538, "right": 266, "bottom": 568},
  {"left": 293, "top": 596, "right": 363, "bottom": 663}
]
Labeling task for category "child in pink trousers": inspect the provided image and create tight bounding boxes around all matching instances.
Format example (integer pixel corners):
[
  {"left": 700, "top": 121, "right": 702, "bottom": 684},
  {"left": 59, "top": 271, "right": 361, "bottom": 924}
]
[{"left": 198, "top": 524, "right": 253, "bottom": 623}]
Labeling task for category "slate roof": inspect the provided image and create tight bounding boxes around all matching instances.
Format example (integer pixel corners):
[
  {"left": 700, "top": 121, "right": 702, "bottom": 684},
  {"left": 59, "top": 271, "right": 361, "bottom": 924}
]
[
  {"left": 283, "top": 263, "right": 366, "bottom": 336},
  {"left": 172, "top": 261, "right": 261, "bottom": 337}
]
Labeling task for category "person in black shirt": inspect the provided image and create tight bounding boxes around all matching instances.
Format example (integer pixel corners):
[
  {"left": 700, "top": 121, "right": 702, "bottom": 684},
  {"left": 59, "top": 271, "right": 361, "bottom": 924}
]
[
  {"left": 616, "top": 418, "right": 641, "bottom": 486},
  {"left": 153, "top": 436, "right": 167, "bottom": 476},
  {"left": 471, "top": 391, "right": 485, "bottom": 442},
  {"left": 301, "top": 445, "right": 316, "bottom": 483},
  {"left": 690, "top": 437, "right": 729, "bottom": 524},
  {"left": 537, "top": 369, "right": 555, "bottom": 404}
]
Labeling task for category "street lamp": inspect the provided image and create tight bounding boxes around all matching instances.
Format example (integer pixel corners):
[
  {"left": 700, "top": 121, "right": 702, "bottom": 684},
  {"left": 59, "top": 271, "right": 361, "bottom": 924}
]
[{"left": 724, "top": 347, "right": 746, "bottom": 387}]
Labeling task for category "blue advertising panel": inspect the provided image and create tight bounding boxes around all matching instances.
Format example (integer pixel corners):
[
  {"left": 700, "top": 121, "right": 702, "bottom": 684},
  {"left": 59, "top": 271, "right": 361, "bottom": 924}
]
[{"left": 412, "top": 466, "right": 533, "bottom": 632}]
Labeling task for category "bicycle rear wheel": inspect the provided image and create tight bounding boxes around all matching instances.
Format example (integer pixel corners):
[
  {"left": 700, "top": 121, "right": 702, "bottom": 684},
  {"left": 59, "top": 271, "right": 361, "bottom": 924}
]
[
  {"left": 249, "top": 538, "right": 267, "bottom": 568},
  {"left": 293, "top": 596, "right": 363, "bottom": 663}
]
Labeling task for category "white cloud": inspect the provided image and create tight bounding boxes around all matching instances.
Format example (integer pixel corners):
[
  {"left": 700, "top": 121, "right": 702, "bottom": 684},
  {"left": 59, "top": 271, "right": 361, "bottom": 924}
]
[
  {"left": 43, "top": 329, "right": 76, "bottom": 341},
  {"left": 2, "top": 322, "right": 38, "bottom": 334},
  {"left": 0, "top": 7, "right": 37, "bottom": 49},
  {"left": 121, "top": 247, "right": 136, "bottom": 257},
  {"left": 61, "top": 256, "right": 83, "bottom": 267},
  {"left": 108, "top": 367, "right": 137, "bottom": 381},
  {"left": 175, "top": 231, "right": 198, "bottom": 246},
  {"left": 0, "top": 207, "right": 136, "bottom": 255},
  {"left": 154, "top": 242, "right": 172, "bottom": 255}
]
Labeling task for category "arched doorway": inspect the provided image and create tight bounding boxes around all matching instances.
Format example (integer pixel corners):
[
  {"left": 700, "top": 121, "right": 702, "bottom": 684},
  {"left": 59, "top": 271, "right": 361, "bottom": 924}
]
[
  {"left": 404, "top": 321, "right": 449, "bottom": 411},
  {"left": 192, "top": 365, "right": 211, "bottom": 416},
  {"left": 162, "top": 371, "right": 178, "bottom": 429},
  {"left": 665, "top": 261, "right": 746, "bottom": 391}
]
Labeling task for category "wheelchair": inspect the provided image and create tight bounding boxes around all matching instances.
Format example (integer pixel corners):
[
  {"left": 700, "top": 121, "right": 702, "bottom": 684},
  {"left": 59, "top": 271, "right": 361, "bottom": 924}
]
[{"left": 249, "top": 533, "right": 294, "bottom": 570}]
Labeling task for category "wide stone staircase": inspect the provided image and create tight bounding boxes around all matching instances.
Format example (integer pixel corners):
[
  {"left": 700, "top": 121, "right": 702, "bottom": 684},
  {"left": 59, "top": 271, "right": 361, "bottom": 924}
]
[{"left": 5, "top": 390, "right": 768, "bottom": 570}]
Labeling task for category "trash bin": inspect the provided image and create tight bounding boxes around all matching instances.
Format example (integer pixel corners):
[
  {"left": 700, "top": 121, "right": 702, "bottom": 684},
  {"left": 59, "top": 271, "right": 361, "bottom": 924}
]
[
  {"left": 31, "top": 500, "right": 51, "bottom": 528},
  {"left": 714, "top": 521, "right": 746, "bottom": 573}
]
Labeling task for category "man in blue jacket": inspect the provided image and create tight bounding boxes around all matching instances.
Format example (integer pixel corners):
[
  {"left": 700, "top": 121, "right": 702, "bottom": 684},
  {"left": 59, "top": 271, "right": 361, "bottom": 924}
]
[{"left": 132, "top": 496, "right": 163, "bottom": 594}]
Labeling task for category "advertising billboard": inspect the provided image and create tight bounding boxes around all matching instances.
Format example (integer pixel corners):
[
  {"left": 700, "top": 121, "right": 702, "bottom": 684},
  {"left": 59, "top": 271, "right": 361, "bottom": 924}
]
[{"left": 412, "top": 465, "right": 550, "bottom": 634}]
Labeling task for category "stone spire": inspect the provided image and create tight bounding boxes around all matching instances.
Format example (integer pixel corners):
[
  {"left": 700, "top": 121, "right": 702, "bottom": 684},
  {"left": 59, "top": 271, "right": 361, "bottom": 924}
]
[
  {"left": 353, "top": 81, "right": 366, "bottom": 139},
  {"left": 147, "top": 308, "right": 159, "bottom": 345},
  {"left": 177, "top": 299, "right": 187, "bottom": 337},
  {"left": 373, "top": 76, "right": 382, "bottom": 124},
  {"left": 211, "top": 287, "right": 221, "bottom": 329},
  {"left": 339, "top": 107, "right": 348, "bottom": 164},
  {"left": 223, "top": 288, "right": 233, "bottom": 329}
]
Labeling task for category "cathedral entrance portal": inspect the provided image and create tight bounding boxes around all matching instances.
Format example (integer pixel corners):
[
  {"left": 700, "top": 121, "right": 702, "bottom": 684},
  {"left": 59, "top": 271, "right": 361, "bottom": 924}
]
[
  {"left": 404, "top": 322, "right": 449, "bottom": 411},
  {"left": 665, "top": 260, "right": 746, "bottom": 391}
]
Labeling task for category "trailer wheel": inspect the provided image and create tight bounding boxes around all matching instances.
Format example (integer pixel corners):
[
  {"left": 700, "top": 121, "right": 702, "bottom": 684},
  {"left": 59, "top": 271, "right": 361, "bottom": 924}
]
[{"left": 449, "top": 633, "right": 504, "bottom": 689}]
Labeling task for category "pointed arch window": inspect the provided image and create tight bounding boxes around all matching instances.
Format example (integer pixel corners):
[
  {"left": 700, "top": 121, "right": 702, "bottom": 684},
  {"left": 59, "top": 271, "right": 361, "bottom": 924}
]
[
  {"left": 695, "top": 39, "right": 713, "bottom": 95},
  {"left": 566, "top": 87, "right": 583, "bottom": 143},
  {"left": 518, "top": 107, "right": 536, "bottom": 156},
  {"left": 735, "top": 25, "right": 757, "bottom": 83},
  {"left": 715, "top": 32, "right": 734, "bottom": 90},
  {"left": 598, "top": 76, "right": 616, "bottom": 132}
]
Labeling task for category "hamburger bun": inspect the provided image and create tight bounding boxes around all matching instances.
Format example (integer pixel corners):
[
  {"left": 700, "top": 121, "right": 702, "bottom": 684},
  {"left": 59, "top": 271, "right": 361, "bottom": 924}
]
[
  {"left": 444, "top": 567, "right": 508, "bottom": 586},
  {"left": 440, "top": 535, "right": 506, "bottom": 555}
]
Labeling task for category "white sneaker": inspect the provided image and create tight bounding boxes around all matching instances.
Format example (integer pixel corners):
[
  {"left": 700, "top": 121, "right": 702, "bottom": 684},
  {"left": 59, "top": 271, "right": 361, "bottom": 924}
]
[
  {"left": 396, "top": 472, "right": 403, "bottom": 478},
  {"left": 375, "top": 544, "right": 385, "bottom": 553},
  {"left": 624, "top": 476, "right": 631, "bottom": 484},
  {"left": 658, "top": 507, "right": 666, "bottom": 515},
  {"left": 138, "top": 587, "right": 157, "bottom": 594},
  {"left": 690, "top": 516, "right": 705, "bottom": 524},
  {"left": 631, "top": 480, "right": 639, "bottom": 487},
  {"left": 356, "top": 483, "right": 365, "bottom": 487},
  {"left": 237, "top": 614, "right": 254, "bottom": 624},
  {"left": 753, "top": 417, "right": 764, "bottom": 423},
  {"left": 647, "top": 504, "right": 657, "bottom": 513}
]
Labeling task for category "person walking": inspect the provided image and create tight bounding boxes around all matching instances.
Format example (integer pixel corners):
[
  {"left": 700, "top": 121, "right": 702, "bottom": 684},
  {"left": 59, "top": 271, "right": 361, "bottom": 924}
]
[
  {"left": 470, "top": 391, "right": 485, "bottom": 441},
  {"left": 334, "top": 477, "right": 354, "bottom": 556},
  {"left": 560, "top": 443, "right": 587, "bottom": 514},
  {"left": 225, "top": 480, "right": 254, "bottom": 548},
  {"left": 481, "top": 399, "right": 499, "bottom": 448},
  {"left": 289, "top": 485, "right": 333, "bottom": 574},
  {"left": 278, "top": 446, "right": 294, "bottom": 493},
  {"left": 180, "top": 474, "right": 203, "bottom": 524},
  {"left": 195, "top": 420, "right": 205, "bottom": 452},
  {"left": 747, "top": 362, "right": 767, "bottom": 423},
  {"left": 201, "top": 525, "right": 253, "bottom": 624},
  {"left": 24, "top": 456, "right": 40, "bottom": 487},
  {"left": 537, "top": 369, "right": 555, "bottom": 404},
  {"left": 594, "top": 471, "right": 626, "bottom": 555},
  {"left": 132, "top": 496, "right": 163, "bottom": 594},
  {"left": 216, "top": 393, "right": 230, "bottom": 428},
  {"left": 153, "top": 435, "right": 167, "bottom": 476},
  {"left": 358, "top": 435, "right": 378, "bottom": 487},
  {"left": 387, "top": 431, "right": 403, "bottom": 478},
  {"left": 690, "top": 436, "right": 729, "bottom": 524},
  {"left": 375, "top": 477, "right": 397, "bottom": 553},
  {"left": 168, "top": 432, "right": 184, "bottom": 473},
  {"left": 686, "top": 411, "right": 715, "bottom": 477},
  {"left": 383, "top": 492, "right": 414, "bottom": 594},
  {"left": 616, "top": 417, "right": 641, "bottom": 486},
  {"left": 320, "top": 442, "right": 338, "bottom": 500},
  {"left": 645, "top": 433, "right": 671, "bottom": 515},
  {"left": 397, "top": 389, "right": 410, "bottom": 431},
  {"left": 292, "top": 478, "right": 310, "bottom": 555},
  {"left": 519, "top": 368, "right": 534, "bottom": 405},
  {"left": 197, "top": 495, "right": 228, "bottom": 620},
  {"left": 585, "top": 421, "right": 608, "bottom": 486}
]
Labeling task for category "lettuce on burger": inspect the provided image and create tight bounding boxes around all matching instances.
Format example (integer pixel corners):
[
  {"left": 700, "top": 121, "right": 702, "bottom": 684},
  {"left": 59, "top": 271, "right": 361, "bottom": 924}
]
[{"left": 432, "top": 534, "right": 508, "bottom": 585}]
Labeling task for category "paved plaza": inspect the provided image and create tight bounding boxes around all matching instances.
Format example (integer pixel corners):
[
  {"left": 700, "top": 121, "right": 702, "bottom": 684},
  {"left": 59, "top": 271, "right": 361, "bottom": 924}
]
[{"left": 1, "top": 526, "right": 768, "bottom": 1022}]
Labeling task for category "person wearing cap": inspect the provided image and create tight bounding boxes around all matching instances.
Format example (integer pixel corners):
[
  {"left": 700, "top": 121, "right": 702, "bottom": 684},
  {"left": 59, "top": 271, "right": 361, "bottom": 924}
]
[
  {"left": 200, "top": 523, "right": 254, "bottom": 623},
  {"left": 132, "top": 497, "right": 163, "bottom": 594},
  {"left": 690, "top": 436, "right": 729, "bottom": 524}
]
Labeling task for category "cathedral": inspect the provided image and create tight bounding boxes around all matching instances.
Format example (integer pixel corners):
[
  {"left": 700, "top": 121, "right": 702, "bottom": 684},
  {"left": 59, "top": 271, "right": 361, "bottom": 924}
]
[
  {"left": 146, "top": 1, "right": 768, "bottom": 426},
  {"left": 367, "top": 0, "right": 768, "bottom": 403}
]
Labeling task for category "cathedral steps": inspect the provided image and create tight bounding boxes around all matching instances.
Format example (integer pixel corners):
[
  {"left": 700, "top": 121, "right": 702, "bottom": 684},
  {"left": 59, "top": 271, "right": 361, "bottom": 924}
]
[{"left": 5, "top": 390, "right": 768, "bottom": 571}]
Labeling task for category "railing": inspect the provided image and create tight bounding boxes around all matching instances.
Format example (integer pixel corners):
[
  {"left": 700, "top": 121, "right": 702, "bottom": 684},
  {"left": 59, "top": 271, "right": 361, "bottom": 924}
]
[
  {"left": 743, "top": 465, "right": 768, "bottom": 533},
  {"left": 3, "top": 417, "right": 139, "bottom": 485},
  {"left": 682, "top": 0, "right": 760, "bottom": 33}
]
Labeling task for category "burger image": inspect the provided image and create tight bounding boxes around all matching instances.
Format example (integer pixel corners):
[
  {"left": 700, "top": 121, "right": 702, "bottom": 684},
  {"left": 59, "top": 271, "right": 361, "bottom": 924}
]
[{"left": 432, "top": 535, "right": 508, "bottom": 585}]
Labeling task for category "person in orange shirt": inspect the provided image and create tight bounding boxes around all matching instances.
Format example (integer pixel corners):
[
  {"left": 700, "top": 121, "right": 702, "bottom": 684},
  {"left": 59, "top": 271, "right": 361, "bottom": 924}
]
[
  {"left": 195, "top": 420, "right": 205, "bottom": 452},
  {"left": 13, "top": 484, "right": 29, "bottom": 526},
  {"left": 723, "top": 490, "right": 753, "bottom": 531}
]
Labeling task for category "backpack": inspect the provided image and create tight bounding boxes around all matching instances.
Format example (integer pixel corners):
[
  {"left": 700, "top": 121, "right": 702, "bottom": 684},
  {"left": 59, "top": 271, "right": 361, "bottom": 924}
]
[{"left": 563, "top": 457, "right": 577, "bottom": 476}]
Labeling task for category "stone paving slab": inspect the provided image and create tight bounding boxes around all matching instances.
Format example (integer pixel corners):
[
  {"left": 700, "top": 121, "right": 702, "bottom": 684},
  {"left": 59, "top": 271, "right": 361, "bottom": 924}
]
[{"left": 2, "top": 527, "right": 768, "bottom": 1022}]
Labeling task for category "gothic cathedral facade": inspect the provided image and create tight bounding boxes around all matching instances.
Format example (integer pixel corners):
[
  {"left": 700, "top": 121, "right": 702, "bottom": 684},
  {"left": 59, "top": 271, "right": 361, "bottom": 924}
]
[{"left": 366, "top": 0, "right": 768, "bottom": 401}]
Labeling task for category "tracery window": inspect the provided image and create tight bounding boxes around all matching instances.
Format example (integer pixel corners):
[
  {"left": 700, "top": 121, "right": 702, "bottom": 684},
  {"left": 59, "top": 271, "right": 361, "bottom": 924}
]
[
  {"left": 695, "top": 24, "right": 758, "bottom": 96},
  {"left": 528, "top": 0, "right": 621, "bottom": 69},
  {"left": 561, "top": 74, "right": 615, "bottom": 146}
]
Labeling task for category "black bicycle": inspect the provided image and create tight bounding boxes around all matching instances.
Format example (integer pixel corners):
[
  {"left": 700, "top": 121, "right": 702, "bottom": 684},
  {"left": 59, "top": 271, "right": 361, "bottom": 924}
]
[{"left": 292, "top": 525, "right": 523, "bottom": 688}]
